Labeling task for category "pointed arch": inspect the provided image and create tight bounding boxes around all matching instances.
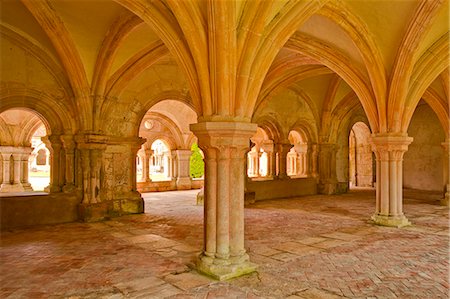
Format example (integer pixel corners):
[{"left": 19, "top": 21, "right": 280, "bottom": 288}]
[
  {"left": 92, "top": 13, "right": 143, "bottom": 96},
  {"left": 241, "top": 0, "right": 326, "bottom": 117},
  {"left": 141, "top": 111, "right": 185, "bottom": 149},
  {"left": 401, "top": 34, "right": 449, "bottom": 132},
  {"left": 285, "top": 32, "right": 379, "bottom": 132},
  {"left": 0, "top": 87, "right": 77, "bottom": 135},
  {"left": 21, "top": 0, "right": 91, "bottom": 130},
  {"left": 418, "top": 88, "right": 449, "bottom": 133},
  {"left": 114, "top": 0, "right": 202, "bottom": 115},
  {"left": 317, "top": 1, "right": 387, "bottom": 131},
  {"left": 255, "top": 65, "right": 332, "bottom": 114},
  {"left": 388, "top": 0, "right": 445, "bottom": 132},
  {"left": 0, "top": 23, "right": 73, "bottom": 100},
  {"left": 105, "top": 40, "right": 170, "bottom": 98}
]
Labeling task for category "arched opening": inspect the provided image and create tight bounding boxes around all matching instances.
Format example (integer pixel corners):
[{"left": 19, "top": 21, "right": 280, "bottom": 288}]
[
  {"left": 0, "top": 109, "right": 50, "bottom": 193},
  {"left": 287, "top": 129, "right": 309, "bottom": 178},
  {"left": 189, "top": 142, "right": 204, "bottom": 179},
  {"left": 247, "top": 127, "right": 274, "bottom": 179},
  {"left": 136, "top": 99, "right": 203, "bottom": 193},
  {"left": 348, "top": 122, "right": 373, "bottom": 189}
]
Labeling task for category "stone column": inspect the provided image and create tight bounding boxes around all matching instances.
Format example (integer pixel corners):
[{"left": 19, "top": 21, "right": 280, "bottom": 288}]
[
  {"left": 130, "top": 141, "right": 145, "bottom": 192},
  {"left": 12, "top": 153, "right": 23, "bottom": 189},
  {"left": 0, "top": 153, "right": 12, "bottom": 191},
  {"left": 190, "top": 122, "right": 257, "bottom": 280},
  {"left": 169, "top": 150, "right": 177, "bottom": 180},
  {"left": 318, "top": 143, "right": 338, "bottom": 194},
  {"left": 267, "top": 150, "right": 275, "bottom": 177},
  {"left": 277, "top": 143, "right": 291, "bottom": 179},
  {"left": 254, "top": 145, "right": 260, "bottom": 177},
  {"left": 310, "top": 144, "right": 318, "bottom": 179},
  {"left": 370, "top": 134, "right": 413, "bottom": 227},
  {"left": 441, "top": 139, "right": 449, "bottom": 206},
  {"left": 175, "top": 149, "right": 192, "bottom": 190},
  {"left": 42, "top": 135, "right": 62, "bottom": 193},
  {"left": 143, "top": 149, "right": 153, "bottom": 183},
  {"left": 61, "top": 135, "right": 76, "bottom": 192},
  {"left": 20, "top": 148, "right": 33, "bottom": 191}
]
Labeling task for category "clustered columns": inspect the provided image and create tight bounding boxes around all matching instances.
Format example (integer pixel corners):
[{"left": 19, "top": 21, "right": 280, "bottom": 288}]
[
  {"left": 370, "top": 134, "right": 413, "bottom": 227},
  {"left": 276, "top": 142, "right": 292, "bottom": 179},
  {"left": 247, "top": 142, "right": 273, "bottom": 179},
  {"left": 75, "top": 134, "right": 108, "bottom": 204},
  {"left": 441, "top": 139, "right": 449, "bottom": 206},
  {"left": 287, "top": 144, "right": 309, "bottom": 178},
  {"left": 0, "top": 146, "right": 33, "bottom": 192},
  {"left": 190, "top": 122, "right": 258, "bottom": 280}
]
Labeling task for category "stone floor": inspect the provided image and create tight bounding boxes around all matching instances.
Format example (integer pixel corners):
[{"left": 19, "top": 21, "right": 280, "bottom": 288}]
[{"left": 0, "top": 189, "right": 448, "bottom": 298}]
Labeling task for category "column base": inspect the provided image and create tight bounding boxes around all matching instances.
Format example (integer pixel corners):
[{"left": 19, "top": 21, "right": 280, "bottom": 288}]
[
  {"left": 44, "top": 185, "right": 61, "bottom": 193},
  {"left": 371, "top": 214, "right": 411, "bottom": 228},
  {"left": 62, "top": 184, "right": 76, "bottom": 193},
  {"left": 176, "top": 177, "right": 192, "bottom": 190},
  {"left": 0, "top": 183, "right": 26, "bottom": 193},
  {"left": 196, "top": 253, "right": 257, "bottom": 281},
  {"left": 21, "top": 183, "right": 33, "bottom": 191}
]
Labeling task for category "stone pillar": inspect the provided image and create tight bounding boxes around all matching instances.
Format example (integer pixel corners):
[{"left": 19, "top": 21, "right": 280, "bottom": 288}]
[
  {"left": 170, "top": 150, "right": 178, "bottom": 180},
  {"left": 441, "top": 139, "right": 449, "bottom": 206},
  {"left": 42, "top": 135, "right": 62, "bottom": 193},
  {"left": 254, "top": 145, "right": 260, "bottom": 177},
  {"left": 277, "top": 143, "right": 291, "bottom": 179},
  {"left": 20, "top": 148, "right": 33, "bottom": 191},
  {"left": 61, "top": 135, "right": 76, "bottom": 192},
  {"left": 175, "top": 149, "right": 192, "bottom": 190},
  {"left": 143, "top": 149, "right": 152, "bottom": 183},
  {"left": 370, "top": 134, "right": 413, "bottom": 227},
  {"left": 190, "top": 122, "right": 257, "bottom": 280},
  {"left": 75, "top": 134, "right": 108, "bottom": 204},
  {"left": 0, "top": 153, "right": 12, "bottom": 191},
  {"left": 267, "top": 151, "right": 275, "bottom": 177},
  {"left": 318, "top": 143, "right": 338, "bottom": 194},
  {"left": 12, "top": 153, "right": 23, "bottom": 189}
]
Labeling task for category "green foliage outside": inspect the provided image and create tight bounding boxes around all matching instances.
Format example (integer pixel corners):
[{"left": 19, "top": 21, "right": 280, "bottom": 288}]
[{"left": 190, "top": 143, "right": 204, "bottom": 178}]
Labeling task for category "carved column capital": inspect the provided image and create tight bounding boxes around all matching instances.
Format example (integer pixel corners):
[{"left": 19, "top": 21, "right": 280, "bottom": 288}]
[{"left": 370, "top": 134, "right": 413, "bottom": 161}]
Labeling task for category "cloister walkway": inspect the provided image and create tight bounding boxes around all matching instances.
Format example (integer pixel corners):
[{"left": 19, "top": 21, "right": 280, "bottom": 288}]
[{"left": 0, "top": 189, "right": 448, "bottom": 298}]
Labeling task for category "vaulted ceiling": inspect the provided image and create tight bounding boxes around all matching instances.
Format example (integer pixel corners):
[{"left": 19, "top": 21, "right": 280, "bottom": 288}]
[{"left": 0, "top": 0, "right": 448, "bottom": 139}]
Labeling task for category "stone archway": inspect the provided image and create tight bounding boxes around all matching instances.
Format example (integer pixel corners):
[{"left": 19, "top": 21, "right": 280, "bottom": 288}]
[
  {"left": 0, "top": 109, "right": 50, "bottom": 193},
  {"left": 349, "top": 122, "right": 373, "bottom": 188}
]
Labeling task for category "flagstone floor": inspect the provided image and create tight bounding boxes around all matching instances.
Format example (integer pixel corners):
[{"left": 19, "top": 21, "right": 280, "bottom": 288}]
[{"left": 0, "top": 189, "right": 448, "bottom": 298}]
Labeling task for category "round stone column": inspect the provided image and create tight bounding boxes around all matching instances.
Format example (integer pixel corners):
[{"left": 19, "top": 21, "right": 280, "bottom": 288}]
[{"left": 190, "top": 121, "right": 257, "bottom": 280}]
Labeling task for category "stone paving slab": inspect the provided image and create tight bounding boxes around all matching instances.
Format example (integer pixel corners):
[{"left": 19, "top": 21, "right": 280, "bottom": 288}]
[{"left": 0, "top": 189, "right": 448, "bottom": 298}]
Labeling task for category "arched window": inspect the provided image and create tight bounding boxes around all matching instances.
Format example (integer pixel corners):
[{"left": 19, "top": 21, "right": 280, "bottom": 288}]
[
  {"left": 287, "top": 130, "right": 309, "bottom": 178},
  {"left": 247, "top": 127, "right": 274, "bottom": 179}
]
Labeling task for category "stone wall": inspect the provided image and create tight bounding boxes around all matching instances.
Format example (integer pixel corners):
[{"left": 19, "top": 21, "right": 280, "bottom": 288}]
[
  {"left": 246, "top": 177, "right": 317, "bottom": 202},
  {"left": 404, "top": 103, "right": 445, "bottom": 191},
  {"left": 0, "top": 192, "right": 79, "bottom": 229}
]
